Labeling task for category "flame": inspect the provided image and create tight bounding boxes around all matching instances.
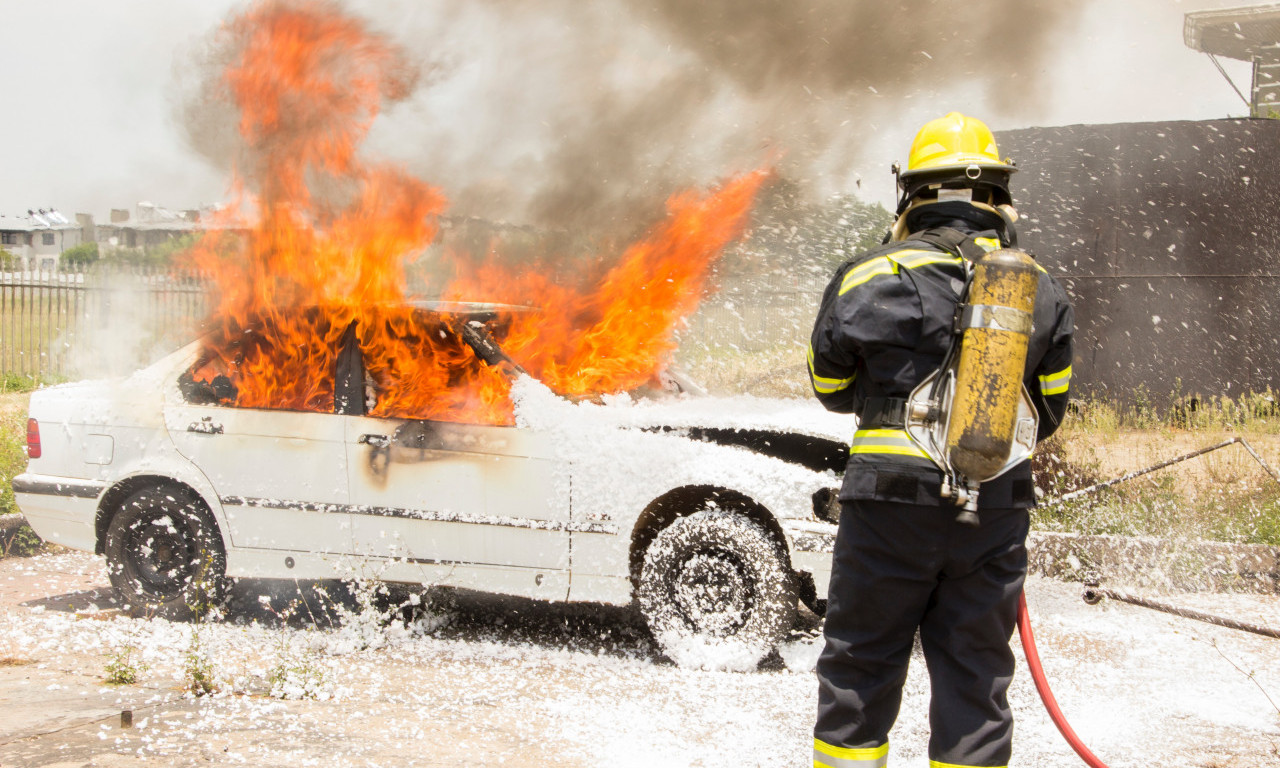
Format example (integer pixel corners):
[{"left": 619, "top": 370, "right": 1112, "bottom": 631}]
[{"left": 187, "top": 0, "right": 763, "bottom": 425}]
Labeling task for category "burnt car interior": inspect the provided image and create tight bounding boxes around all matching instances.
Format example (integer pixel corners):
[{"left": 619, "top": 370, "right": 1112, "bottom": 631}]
[
  {"left": 178, "top": 303, "right": 529, "bottom": 418},
  {"left": 178, "top": 355, "right": 242, "bottom": 407}
]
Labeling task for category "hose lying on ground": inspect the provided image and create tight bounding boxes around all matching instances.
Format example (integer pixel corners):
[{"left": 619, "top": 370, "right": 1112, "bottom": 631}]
[
  {"left": 1021, "top": 437, "right": 1280, "bottom": 766},
  {"left": 1082, "top": 585, "right": 1280, "bottom": 639},
  {"left": 1019, "top": 583, "right": 1280, "bottom": 768},
  {"left": 1017, "top": 591, "right": 1111, "bottom": 768}
]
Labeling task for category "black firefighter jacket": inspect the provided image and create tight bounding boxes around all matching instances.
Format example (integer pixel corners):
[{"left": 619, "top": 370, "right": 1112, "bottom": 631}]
[{"left": 808, "top": 225, "right": 1074, "bottom": 509}]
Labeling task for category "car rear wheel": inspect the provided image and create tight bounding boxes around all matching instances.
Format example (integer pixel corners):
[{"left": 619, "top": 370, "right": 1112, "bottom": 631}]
[
  {"left": 105, "top": 486, "right": 226, "bottom": 620},
  {"left": 638, "top": 509, "right": 797, "bottom": 670}
]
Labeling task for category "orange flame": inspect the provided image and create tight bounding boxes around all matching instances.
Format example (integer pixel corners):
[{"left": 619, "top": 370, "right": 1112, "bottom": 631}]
[{"left": 187, "top": 0, "right": 763, "bottom": 425}]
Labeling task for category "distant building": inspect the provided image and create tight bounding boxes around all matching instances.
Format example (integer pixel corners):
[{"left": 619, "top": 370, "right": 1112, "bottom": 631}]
[
  {"left": 96, "top": 202, "right": 209, "bottom": 253},
  {"left": 0, "top": 208, "right": 85, "bottom": 271}
]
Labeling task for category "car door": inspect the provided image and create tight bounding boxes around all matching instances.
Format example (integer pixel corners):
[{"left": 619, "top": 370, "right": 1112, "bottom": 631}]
[
  {"left": 344, "top": 414, "right": 570, "bottom": 592},
  {"left": 164, "top": 400, "right": 352, "bottom": 555}
]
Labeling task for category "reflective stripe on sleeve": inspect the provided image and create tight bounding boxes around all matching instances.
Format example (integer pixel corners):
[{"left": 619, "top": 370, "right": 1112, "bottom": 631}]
[
  {"left": 839, "top": 249, "right": 962, "bottom": 295},
  {"left": 929, "top": 760, "right": 1006, "bottom": 768},
  {"left": 839, "top": 256, "right": 896, "bottom": 295},
  {"left": 808, "top": 344, "right": 855, "bottom": 395},
  {"left": 1038, "top": 365, "right": 1071, "bottom": 396},
  {"left": 814, "top": 739, "right": 889, "bottom": 768},
  {"left": 850, "top": 428, "right": 928, "bottom": 459}
]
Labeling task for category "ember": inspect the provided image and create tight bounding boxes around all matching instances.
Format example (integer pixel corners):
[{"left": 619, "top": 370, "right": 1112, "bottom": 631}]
[{"left": 187, "top": 0, "right": 764, "bottom": 425}]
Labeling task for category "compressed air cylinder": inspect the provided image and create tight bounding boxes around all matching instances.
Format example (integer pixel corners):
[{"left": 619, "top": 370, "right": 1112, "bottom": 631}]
[{"left": 945, "top": 248, "right": 1040, "bottom": 482}]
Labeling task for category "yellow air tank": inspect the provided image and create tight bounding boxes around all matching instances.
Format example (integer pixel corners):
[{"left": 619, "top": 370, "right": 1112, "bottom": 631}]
[{"left": 946, "top": 248, "right": 1040, "bottom": 489}]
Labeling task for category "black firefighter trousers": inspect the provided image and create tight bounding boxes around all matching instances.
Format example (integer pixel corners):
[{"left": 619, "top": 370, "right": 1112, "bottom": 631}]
[{"left": 814, "top": 499, "right": 1030, "bottom": 768}]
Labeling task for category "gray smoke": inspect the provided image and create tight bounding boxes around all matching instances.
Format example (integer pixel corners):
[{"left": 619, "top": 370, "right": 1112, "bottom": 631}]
[{"left": 181, "top": 0, "right": 1086, "bottom": 242}]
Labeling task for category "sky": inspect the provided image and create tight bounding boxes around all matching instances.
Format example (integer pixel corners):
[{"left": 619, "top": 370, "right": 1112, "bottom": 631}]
[{"left": 0, "top": 0, "right": 1263, "bottom": 224}]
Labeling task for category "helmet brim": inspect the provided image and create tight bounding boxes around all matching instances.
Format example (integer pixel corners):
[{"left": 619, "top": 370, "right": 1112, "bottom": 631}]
[
  {"left": 895, "top": 164, "right": 1016, "bottom": 214},
  {"left": 898, "top": 159, "right": 1017, "bottom": 181}
]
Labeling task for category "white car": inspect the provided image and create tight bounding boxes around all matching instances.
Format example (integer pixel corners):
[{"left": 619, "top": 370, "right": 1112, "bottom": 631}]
[{"left": 14, "top": 303, "right": 847, "bottom": 667}]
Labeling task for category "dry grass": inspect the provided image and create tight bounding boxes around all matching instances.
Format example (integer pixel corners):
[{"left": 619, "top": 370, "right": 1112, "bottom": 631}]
[
  {"left": 1034, "top": 398, "right": 1280, "bottom": 547},
  {"left": 677, "top": 341, "right": 811, "bottom": 399},
  {"left": 0, "top": 656, "right": 33, "bottom": 667},
  {"left": 0, "top": 392, "right": 30, "bottom": 417}
]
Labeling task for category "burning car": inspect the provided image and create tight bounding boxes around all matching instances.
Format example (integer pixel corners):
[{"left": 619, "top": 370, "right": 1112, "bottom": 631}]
[{"left": 14, "top": 302, "right": 848, "bottom": 668}]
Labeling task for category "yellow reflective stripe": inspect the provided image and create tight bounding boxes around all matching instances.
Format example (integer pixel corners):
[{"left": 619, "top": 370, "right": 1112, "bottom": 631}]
[
  {"left": 930, "top": 761, "right": 1006, "bottom": 768},
  {"left": 808, "top": 345, "right": 855, "bottom": 395},
  {"left": 814, "top": 738, "right": 889, "bottom": 768},
  {"left": 839, "top": 256, "right": 896, "bottom": 295},
  {"left": 889, "top": 249, "right": 963, "bottom": 271},
  {"left": 1038, "top": 364, "right": 1072, "bottom": 396},
  {"left": 839, "top": 249, "right": 959, "bottom": 295},
  {"left": 850, "top": 428, "right": 928, "bottom": 458}
]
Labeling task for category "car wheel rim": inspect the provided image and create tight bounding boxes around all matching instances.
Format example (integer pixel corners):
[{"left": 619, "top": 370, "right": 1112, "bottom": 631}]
[
  {"left": 127, "top": 519, "right": 192, "bottom": 597},
  {"left": 672, "top": 547, "right": 753, "bottom": 636}
]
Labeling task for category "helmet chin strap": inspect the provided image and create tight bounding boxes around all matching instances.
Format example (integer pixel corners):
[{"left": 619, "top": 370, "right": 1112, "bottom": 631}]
[{"left": 994, "top": 203, "right": 1019, "bottom": 248}]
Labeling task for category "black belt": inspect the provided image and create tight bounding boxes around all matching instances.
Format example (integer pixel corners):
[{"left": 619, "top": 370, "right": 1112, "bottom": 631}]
[{"left": 860, "top": 396, "right": 909, "bottom": 429}]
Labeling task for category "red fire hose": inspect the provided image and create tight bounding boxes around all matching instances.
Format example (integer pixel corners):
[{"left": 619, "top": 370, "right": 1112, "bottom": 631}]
[
  {"left": 1016, "top": 591, "right": 1110, "bottom": 768},
  {"left": 1018, "top": 437, "right": 1280, "bottom": 767}
]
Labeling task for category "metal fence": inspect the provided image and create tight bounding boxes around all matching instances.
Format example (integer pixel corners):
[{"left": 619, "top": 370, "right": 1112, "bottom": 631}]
[
  {"left": 0, "top": 265, "right": 827, "bottom": 383},
  {"left": 0, "top": 267, "right": 208, "bottom": 381}
]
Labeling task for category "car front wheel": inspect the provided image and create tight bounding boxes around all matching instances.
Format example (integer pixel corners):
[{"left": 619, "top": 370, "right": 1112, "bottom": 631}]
[
  {"left": 638, "top": 509, "right": 797, "bottom": 670},
  {"left": 105, "top": 486, "right": 226, "bottom": 620}
]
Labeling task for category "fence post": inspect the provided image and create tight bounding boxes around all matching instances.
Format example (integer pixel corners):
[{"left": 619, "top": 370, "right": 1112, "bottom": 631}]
[{"left": 0, "top": 265, "right": 208, "bottom": 382}]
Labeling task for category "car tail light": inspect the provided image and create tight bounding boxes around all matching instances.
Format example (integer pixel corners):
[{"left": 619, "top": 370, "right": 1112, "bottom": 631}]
[{"left": 26, "top": 418, "right": 41, "bottom": 459}]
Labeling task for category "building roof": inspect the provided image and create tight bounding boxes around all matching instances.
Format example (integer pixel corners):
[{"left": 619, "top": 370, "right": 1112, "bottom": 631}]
[
  {"left": 98, "top": 202, "right": 239, "bottom": 232},
  {"left": 1185, "top": 2, "right": 1280, "bottom": 61},
  {"left": 0, "top": 209, "right": 79, "bottom": 233}
]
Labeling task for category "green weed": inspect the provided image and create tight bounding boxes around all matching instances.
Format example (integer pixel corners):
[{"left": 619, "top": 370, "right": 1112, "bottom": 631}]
[
  {"left": 266, "top": 650, "right": 328, "bottom": 700},
  {"left": 1, "top": 522, "right": 44, "bottom": 557},
  {"left": 104, "top": 642, "right": 145, "bottom": 685},
  {"left": 183, "top": 625, "right": 217, "bottom": 696},
  {"left": 0, "top": 409, "right": 28, "bottom": 518},
  {"left": 0, "top": 374, "right": 38, "bottom": 394}
]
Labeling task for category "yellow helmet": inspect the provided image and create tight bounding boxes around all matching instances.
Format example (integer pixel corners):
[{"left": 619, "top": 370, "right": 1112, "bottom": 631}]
[
  {"left": 902, "top": 112, "right": 1015, "bottom": 178},
  {"left": 894, "top": 112, "right": 1017, "bottom": 213},
  {"left": 890, "top": 112, "right": 1020, "bottom": 242}
]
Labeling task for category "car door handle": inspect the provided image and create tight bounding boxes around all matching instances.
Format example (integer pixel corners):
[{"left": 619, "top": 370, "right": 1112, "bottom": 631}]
[
  {"left": 359, "top": 433, "right": 390, "bottom": 448},
  {"left": 187, "top": 417, "right": 224, "bottom": 435}
]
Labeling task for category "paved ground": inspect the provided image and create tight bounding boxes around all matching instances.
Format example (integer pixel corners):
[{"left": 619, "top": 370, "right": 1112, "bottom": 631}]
[
  {"left": 1, "top": 549, "right": 1278, "bottom": 768},
  {"left": 0, "top": 551, "right": 605, "bottom": 768}
]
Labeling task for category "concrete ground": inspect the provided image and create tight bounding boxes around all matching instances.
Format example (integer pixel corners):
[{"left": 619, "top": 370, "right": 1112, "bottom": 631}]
[
  {"left": 0, "top": 550, "right": 602, "bottom": 768},
  {"left": 1, "top": 549, "right": 1278, "bottom": 768}
]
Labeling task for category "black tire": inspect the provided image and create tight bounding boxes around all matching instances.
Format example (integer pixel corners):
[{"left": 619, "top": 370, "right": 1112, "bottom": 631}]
[
  {"left": 638, "top": 509, "right": 797, "bottom": 670},
  {"left": 104, "top": 486, "right": 226, "bottom": 620}
]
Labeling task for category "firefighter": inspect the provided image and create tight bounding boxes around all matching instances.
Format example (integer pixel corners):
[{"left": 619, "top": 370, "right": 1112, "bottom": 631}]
[{"left": 809, "top": 112, "right": 1073, "bottom": 768}]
